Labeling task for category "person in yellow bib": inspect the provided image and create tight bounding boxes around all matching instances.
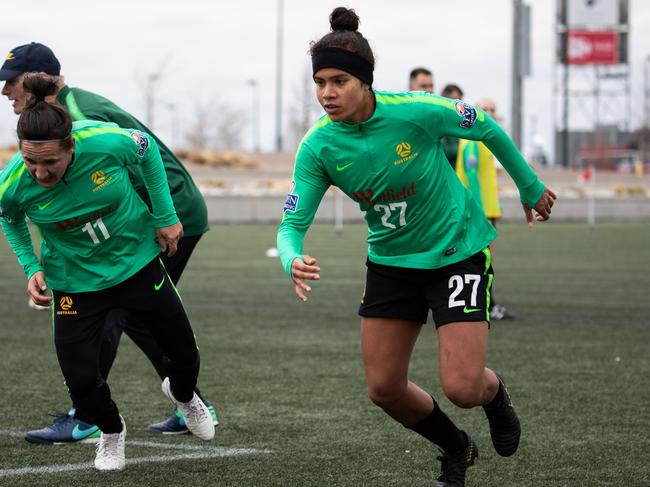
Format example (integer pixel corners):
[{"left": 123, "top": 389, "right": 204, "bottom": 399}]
[{"left": 455, "top": 97, "right": 513, "bottom": 320}]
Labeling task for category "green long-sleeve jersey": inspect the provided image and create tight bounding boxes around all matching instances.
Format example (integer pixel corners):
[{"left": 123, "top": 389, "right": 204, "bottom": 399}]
[
  {"left": 277, "top": 90, "right": 545, "bottom": 274},
  {"left": 0, "top": 120, "right": 179, "bottom": 292},
  {"left": 57, "top": 85, "right": 208, "bottom": 236}
]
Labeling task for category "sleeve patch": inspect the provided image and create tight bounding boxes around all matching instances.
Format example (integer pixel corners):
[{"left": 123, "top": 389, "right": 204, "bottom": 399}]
[
  {"left": 454, "top": 100, "right": 477, "bottom": 129},
  {"left": 466, "top": 154, "right": 478, "bottom": 169},
  {"left": 283, "top": 181, "right": 299, "bottom": 212},
  {"left": 130, "top": 131, "right": 150, "bottom": 157}
]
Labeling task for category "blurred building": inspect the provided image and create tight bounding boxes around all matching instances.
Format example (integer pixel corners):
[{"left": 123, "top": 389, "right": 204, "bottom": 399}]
[{"left": 555, "top": 0, "right": 631, "bottom": 168}]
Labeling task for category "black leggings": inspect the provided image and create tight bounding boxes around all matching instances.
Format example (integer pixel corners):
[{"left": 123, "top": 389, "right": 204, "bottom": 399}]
[
  {"left": 53, "top": 257, "right": 200, "bottom": 433},
  {"left": 98, "top": 235, "right": 203, "bottom": 392}
]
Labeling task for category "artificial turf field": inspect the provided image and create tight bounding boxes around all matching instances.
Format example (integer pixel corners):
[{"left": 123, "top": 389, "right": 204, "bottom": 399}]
[{"left": 0, "top": 222, "right": 648, "bottom": 487}]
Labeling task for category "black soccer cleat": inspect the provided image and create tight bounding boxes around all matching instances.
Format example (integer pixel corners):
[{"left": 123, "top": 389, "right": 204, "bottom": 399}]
[
  {"left": 432, "top": 431, "right": 478, "bottom": 487},
  {"left": 483, "top": 372, "right": 521, "bottom": 457}
]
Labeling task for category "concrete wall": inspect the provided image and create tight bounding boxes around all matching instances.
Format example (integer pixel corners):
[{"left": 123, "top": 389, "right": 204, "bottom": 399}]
[{"left": 204, "top": 195, "right": 650, "bottom": 223}]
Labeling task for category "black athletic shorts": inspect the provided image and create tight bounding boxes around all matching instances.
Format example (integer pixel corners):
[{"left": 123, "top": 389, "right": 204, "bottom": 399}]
[
  {"left": 358, "top": 249, "right": 493, "bottom": 328},
  {"left": 52, "top": 257, "right": 190, "bottom": 346}
]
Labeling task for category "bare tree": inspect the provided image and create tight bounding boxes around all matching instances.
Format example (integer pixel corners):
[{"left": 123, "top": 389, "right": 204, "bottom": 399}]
[
  {"left": 135, "top": 57, "right": 172, "bottom": 131},
  {"left": 184, "top": 100, "right": 212, "bottom": 150},
  {"left": 184, "top": 98, "right": 248, "bottom": 150},
  {"left": 213, "top": 102, "right": 248, "bottom": 150}
]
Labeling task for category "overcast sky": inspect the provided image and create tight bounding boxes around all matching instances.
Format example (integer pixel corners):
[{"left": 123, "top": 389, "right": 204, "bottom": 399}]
[{"left": 1, "top": 0, "right": 649, "bottom": 161}]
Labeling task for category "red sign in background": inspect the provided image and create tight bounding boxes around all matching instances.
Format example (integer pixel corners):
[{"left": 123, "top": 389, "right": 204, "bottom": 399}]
[{"left": 567, "top": 31, "right": 618, "bottom": 65}]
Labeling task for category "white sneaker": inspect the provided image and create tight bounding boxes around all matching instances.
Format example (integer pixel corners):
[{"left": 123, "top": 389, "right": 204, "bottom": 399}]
[
  {"left": 161, "top": 377, "right": 215, "bottom": 440},
  {"left": 94, "top": 416, "right": 126, "bottom": 471}
]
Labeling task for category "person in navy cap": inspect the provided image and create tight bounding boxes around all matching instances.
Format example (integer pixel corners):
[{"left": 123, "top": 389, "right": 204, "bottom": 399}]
[
  {"left": 0, "top": 43, "right": 60, "bottom": 114},
  {"left": 0, "top": 42, "right": 219, "bottom": 445}
]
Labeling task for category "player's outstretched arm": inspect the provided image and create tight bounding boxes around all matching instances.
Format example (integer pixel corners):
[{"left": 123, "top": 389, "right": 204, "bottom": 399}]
[{"left": 290, "top": 255, "right": 321, "bottom": 302}]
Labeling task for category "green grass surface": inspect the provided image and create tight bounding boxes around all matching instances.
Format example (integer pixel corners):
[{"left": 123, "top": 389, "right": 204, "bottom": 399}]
[{"left": 0, "top": 222, "right": 648, "bottom": 486}]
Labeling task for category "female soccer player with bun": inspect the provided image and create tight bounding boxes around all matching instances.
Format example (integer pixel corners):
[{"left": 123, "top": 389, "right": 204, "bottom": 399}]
[
  {"left": 0, "top": 75, "right": 215, "bottom": 471},
  {"left": 276, "top": 7, "right": 556, "bottom": 486}
]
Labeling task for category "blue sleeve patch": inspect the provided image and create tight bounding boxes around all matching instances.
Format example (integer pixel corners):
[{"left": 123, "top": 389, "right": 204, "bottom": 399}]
[
  {"left": 454, "top": 100, "right": 477, "bottom": 129},
  {"left": 466, "top": 154, "right": 478, "bottom": 169},
  {"left": 130, "top": 131, "right": 150, "bottom": 157},
  {"left": 283, "top": 181, "right": 299, "bottom": 212}
]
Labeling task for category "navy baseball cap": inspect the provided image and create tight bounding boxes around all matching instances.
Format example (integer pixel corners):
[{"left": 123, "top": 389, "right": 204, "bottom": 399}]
[{"left": 0, "top": 42, "right": 60, "bottom": 81}]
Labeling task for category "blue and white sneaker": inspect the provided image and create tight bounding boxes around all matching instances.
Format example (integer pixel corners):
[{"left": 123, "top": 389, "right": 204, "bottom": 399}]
[
  {"left": 148, "top": 399, "right": 219, "bottom": 435},
  {"left": 25, "top": 408, "right": 101, "bottom": 445}
]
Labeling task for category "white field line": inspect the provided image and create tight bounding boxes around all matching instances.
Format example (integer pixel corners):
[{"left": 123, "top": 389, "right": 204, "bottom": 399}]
[
  {"left": 0, "top": 450, "right": 270, "bottom": 477},
  {"left": 0, "top": 430, "right": 24, "bottom": 438},
  {"left": 0, "top": 430, "right": 271, "bottom": 477}
]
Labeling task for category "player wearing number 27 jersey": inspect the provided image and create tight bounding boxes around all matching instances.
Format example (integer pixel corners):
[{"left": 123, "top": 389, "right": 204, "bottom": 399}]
[
  {"left": 277, "top": 90, "right": 543, "bottom": 273},
  {"left": 0, "top": 119, "right": 176, "bottom": 292}
]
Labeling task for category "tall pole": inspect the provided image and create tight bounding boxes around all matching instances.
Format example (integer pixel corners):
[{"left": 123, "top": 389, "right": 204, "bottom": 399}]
[
  {"left": 556, "top": 0, "right": 570, "bottom": 167},
  {"left": 594, "top": 66, "right": 601, "bottom": 154},
  {"left": 641, "top": 56, "right": 650, "bottom": 163},
  {"left": 562, "top": 65, "right": 569, "bottom": 167},
  {"left": 167, "top": 102, "right": 178, "bottom": 148},
  {"left": 512, "top": 0, "right": 522, "bottom": 148},
  {"left": 145, "top": 73, "right": 159, "bottom": 130},
  {"left": 511, "top": 0, "right": 529, "bottom": 149},
  {"left": 248, "top": 79, "right": 261, "bottom": 152},
  {"left": 275, "top": 0, "right": 284, "bottom": 152}
]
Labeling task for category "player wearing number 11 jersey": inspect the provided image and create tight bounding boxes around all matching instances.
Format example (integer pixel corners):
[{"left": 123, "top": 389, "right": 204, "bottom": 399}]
[
  {"left": 0, "top": 76, "right": 214, "bottom": 470},
  {"left": 1, "top": 118, "right": 175, "bottom": 290},
  {"left": 277, "top": 7, "right": 557, "bottom": 486}
]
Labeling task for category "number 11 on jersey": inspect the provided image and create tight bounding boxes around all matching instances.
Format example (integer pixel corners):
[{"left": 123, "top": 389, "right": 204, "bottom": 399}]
[{"left": 81, "top": 217, "right": 111, "bottom": 244}]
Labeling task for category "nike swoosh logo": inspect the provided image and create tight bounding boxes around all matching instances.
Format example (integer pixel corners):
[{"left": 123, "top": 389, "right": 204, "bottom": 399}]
[
  {"left": 38, "top": 199, "right": 54, "bottom": 210},
  {"left": 336, "top": 162, "right": 354, "bottom": 172},
  {"left": 154, "top": 275, "right": 166, "bottom": 291},
  {"left": 72, "top": 424, "right": 100, "bottom": 440},
  {"left": 463, "top": 306, "right": 482, "bottom": 314}
]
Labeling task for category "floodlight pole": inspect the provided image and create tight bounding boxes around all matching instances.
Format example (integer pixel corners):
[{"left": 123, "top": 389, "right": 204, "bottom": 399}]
[
  {"left": 248, "top": 79, "right": 261, "bottom": 152},
  {"left": 511, "top": 0, "right": 530, "bottom": 150},
  {"left": 641, "top": 55, "right": 650, "bottom": 163},
  {"left": 275, "top": 0, "right": 284, "bottom": 153},
  {"left": 166, "top": 102, "right": 178, "bottom": 148},
  {"left": 145, "top": 73, "right": 159, "bottom": 130}
]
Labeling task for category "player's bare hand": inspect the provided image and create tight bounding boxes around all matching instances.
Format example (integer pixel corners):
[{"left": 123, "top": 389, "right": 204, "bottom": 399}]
[
  {"left": 291, "top": 255, "right": 320, "bottom": 302},
  {"left": 523, "top": 186, "right": 557, "bottom": 228},
  {"left": 27, "top": 271, "right": 51, "bottom": 306},
  {"left": 157, "top": 221, "right": 184, "bottom": 257}
]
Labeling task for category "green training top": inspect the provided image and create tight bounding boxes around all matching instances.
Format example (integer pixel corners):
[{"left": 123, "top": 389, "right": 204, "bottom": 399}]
[
  {"left": 277, "top": 90, "right": 545, "bottom": 274},
  {"left": 0, "top": 120, "right": 179, "bottom": 292},
  {"left": 441, "top": 135, "right": 459, "bottom": 169},
  {"left": 57, "top": 85, "right": 208, "bottom": 236}
]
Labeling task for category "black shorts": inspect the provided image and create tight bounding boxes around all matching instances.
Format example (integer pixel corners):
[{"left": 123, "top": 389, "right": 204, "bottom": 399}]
[
  {"left": 52, "top": 257, "right": 191, "bottom": 346},
  {"left": 358, "top": 249, "right": 493, "bottom": 328}
]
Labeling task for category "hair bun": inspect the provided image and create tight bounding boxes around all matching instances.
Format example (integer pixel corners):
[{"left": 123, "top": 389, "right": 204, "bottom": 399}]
[
  {"left": 330, "top": 7, "right": 360, "bottom": 32},
  {"left": 23, "top": 73, "right": 58, "bottom": 102}
]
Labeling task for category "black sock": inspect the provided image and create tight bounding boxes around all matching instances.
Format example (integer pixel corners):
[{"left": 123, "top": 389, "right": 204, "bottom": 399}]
[
  {"left": 408, "top": 400, "right": 467, "bottom": 453},
  {"left": 483, "top": 379, "right": 505, "bottom": 412},
  {"left": 102, "top": 414, "right": 123, "bottom": 434}
]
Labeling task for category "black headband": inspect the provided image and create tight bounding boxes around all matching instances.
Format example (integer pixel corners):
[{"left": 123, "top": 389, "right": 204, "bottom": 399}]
[{"left": 312, "top": 47, "right": 374, "bottom": 86}]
